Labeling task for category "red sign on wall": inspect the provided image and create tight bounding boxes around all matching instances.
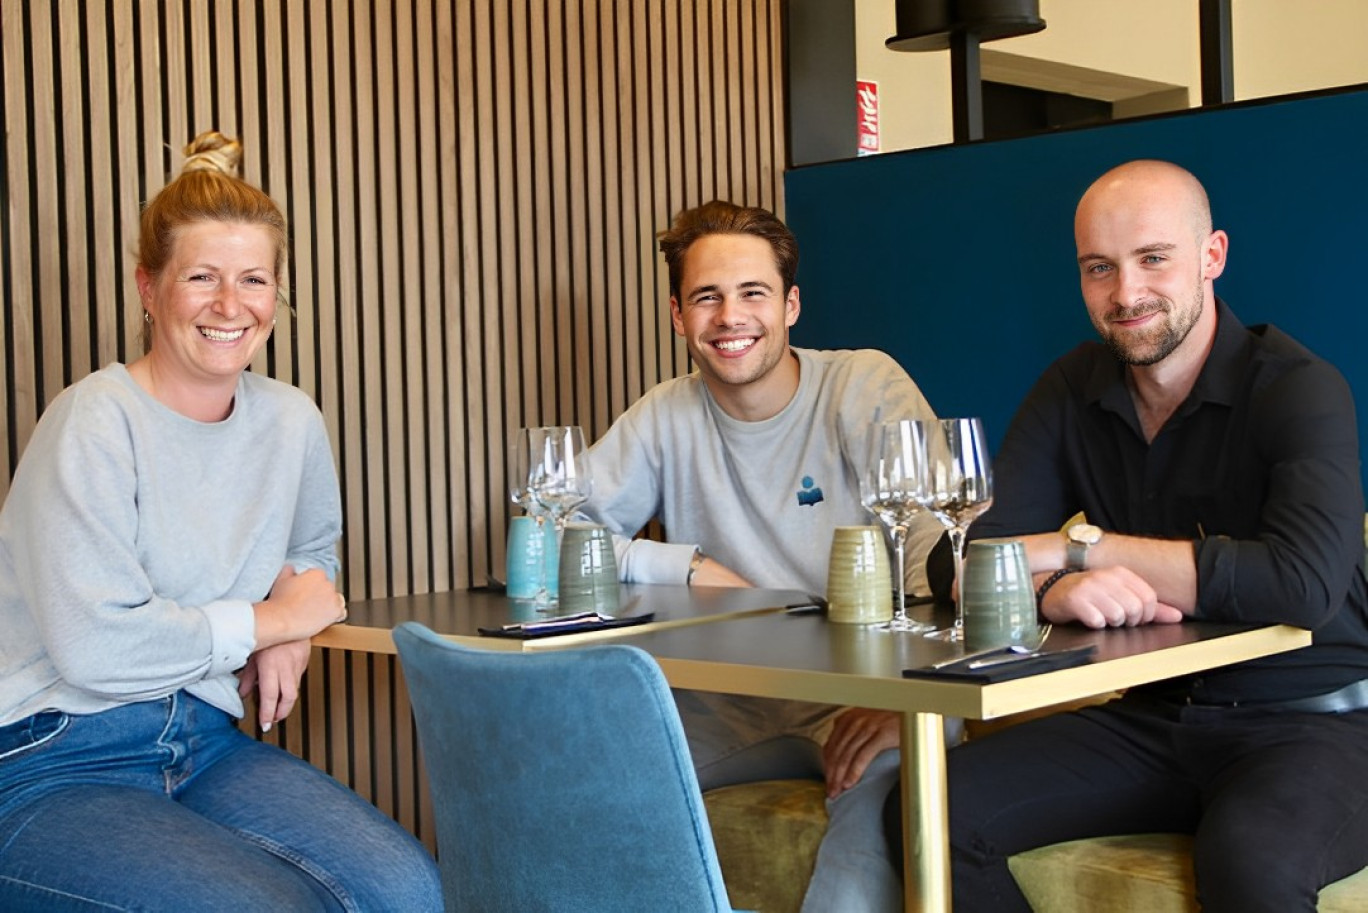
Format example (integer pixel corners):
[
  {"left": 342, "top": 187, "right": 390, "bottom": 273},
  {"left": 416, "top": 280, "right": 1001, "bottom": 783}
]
[{"left": 857, "top": 79, "right": 880, "bottom": 156}]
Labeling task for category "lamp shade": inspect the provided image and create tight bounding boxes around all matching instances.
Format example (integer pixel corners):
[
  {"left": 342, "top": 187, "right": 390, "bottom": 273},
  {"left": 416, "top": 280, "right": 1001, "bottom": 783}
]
[{"left": 887, "top": 0, "right": 1045, "bottom": 51}]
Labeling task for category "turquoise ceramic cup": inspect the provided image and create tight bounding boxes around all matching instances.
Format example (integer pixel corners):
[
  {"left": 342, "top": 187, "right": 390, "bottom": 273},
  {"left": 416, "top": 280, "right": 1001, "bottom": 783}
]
[{"left": 506, "top": 515, "right": 559, "bottom": 601}]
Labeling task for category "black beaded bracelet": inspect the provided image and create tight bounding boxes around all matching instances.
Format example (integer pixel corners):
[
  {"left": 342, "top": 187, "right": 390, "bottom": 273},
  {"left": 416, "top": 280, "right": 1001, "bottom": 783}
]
[{"left": 1035, "top": 567, "right": 1081, "bottom": 612}]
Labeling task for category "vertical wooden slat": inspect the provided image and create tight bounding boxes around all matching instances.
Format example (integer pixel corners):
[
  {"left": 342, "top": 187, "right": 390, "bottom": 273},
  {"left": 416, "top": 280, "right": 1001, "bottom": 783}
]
[
  {"left": 185, "top": 0, "right": 213, "bottom": 132},
  {"left": 330, "top": 0, "right": 367, "bottom": 597},
  {"left": 489, "top": 0, "right": 516, "bottom": 573},
  {"left": 305, "top": 0, "right": 343, "bottom": 583},
  {"left": 546, "top": 0, "right": 570, "bottom": 425},
  {"left": 459, "top": 0, "right": 490, "bottom": 587},
  {"left": 644, "top": 2, "right": 671, "bottom": 388},
  {"left": 566, "top": 0, "right": 589, "bottom": 428},
  {"left": 114, "top": 4, "right": 143, "bottom": 363},
  {"left": 85, "top": 1, "right": 121, "bottom": 374},
  {"left": 255, "top": 2, "right": 296, "bottom": 387},
  {"left": 2, "top": 1, "right": 32, "bottom": 489},
  {"left": 368, "top": 0, "right": 408, "bottom": 597},
  {"left": 393, "top": 0, "right": 430, "bottom": 595},
  {"left": 423, "top": 0, "right": 454, "bottom": 593},
  {"left": 29, "top": 2, "right": 60, "bottom": 438},
  {"left": 57, "top": 0, "right": 90, "bottom": 385},
  {"left": 352, "top": 2, "right": 386, "bottom": 599},
  {"left": 214, "top": 0, "right": 238, "bottom": 140},
  {"left": 768, "top": 0, "right": 787, "bottom": 210},
  {"left": 440, "top": 0, "right": 471, "bottom": 593},
  {"left": 161, "top": 0, "right": 188, "bottom": 173},
  {"left": 597, "top": 0, "right": 624, "bottom": 432},
  {"left": 277, "top": 0, "right": 312, "bottom": 396},
  {"left": 528, "top": 0, "right": 555, "bottom": 428},
  {"left": 508, "top": 0, "right": 535, "bottom": 457}
]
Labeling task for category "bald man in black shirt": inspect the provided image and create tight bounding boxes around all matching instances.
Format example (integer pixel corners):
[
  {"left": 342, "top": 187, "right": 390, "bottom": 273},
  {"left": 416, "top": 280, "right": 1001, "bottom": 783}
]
[{"left": 893, "top": 160, "right": 1368, "bottom": 913}]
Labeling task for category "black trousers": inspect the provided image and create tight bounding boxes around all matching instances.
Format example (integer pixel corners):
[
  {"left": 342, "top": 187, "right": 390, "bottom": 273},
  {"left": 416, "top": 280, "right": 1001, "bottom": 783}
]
[{"left": 886, "top": 697, "right": 1368, "bottom": 913}]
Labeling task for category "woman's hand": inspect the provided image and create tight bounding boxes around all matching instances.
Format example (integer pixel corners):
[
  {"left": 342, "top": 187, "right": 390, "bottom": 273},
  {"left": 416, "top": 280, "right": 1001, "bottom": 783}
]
[
  {"left": 238, "top": 638, "right": 313, "bottom": 732},
  {"left": 252, "top": 565, "right": 347, "bottom": 649}
]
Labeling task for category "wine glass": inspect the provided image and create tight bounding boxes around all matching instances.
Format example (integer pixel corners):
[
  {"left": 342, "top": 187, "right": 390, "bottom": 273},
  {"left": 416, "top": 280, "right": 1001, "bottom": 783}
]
[
  {"left": 525, "top": 425, "right": 594, "bottom": 535},
  {"left": 921, "top": 417, "right": 994, "bottom": 641},
  {"left": 509, "top": 429, "right": 555, "bottom": 606},
  {"left": 860, "top": 419, "right": 937, "bottom": 633}
]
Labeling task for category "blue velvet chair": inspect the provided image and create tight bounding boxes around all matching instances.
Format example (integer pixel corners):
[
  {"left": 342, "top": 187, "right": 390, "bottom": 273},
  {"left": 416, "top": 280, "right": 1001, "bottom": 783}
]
[{"left": 392, "top": 622, "right": 743, "bottom": 912}]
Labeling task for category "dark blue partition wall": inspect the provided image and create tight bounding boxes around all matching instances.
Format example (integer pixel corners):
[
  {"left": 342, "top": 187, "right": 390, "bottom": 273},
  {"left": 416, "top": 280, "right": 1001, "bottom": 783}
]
[{"left": 785, "top": 87, "right": 1368, "bottom": 488}]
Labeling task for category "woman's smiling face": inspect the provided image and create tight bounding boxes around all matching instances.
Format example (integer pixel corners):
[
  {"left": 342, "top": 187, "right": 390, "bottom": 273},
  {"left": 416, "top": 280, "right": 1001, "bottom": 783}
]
[{"left": 137, "top": 220, "right": 279, "bottom": 386}]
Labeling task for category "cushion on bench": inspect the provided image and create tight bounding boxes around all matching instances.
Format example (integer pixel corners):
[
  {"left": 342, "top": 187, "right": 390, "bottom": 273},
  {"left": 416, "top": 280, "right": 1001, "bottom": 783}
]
[
  {"left": 703, "top": 780, "right": 828, "bottom": 913},
  {"left": 1008, "top": 833, "right": 1368, "bottom": 913}
]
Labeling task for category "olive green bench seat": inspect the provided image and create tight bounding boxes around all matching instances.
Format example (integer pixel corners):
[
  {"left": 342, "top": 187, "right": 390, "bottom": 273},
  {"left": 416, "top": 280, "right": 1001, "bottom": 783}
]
[
  {"left": 1009, "top": 833, "right": 1368, "bottom": 913},
  {"left": 703, "top": 785, "right": 1368, "bottom": 913}
]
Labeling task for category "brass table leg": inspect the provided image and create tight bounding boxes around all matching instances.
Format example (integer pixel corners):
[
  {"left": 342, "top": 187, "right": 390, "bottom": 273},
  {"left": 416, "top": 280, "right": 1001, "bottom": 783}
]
[{"left": 901, "top": 711, "right": 950, "bottom": 913}]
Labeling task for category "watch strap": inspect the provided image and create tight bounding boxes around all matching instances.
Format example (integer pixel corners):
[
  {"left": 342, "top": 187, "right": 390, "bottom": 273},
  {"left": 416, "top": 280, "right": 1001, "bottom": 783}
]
[{"left": 685, "top": 548, "right": 706, "bottom": 586}]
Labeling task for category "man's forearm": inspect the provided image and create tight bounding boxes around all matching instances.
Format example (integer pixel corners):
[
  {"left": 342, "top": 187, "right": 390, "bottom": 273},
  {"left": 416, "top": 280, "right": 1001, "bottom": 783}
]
[{"left": 1019, "top": 530, "right": 1199, "bottom": 614}]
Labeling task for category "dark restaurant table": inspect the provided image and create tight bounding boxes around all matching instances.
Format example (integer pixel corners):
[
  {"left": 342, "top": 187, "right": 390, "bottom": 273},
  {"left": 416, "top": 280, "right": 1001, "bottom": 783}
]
[{"left": 313, "top": 585, "right": 1312, "bottom": 913}]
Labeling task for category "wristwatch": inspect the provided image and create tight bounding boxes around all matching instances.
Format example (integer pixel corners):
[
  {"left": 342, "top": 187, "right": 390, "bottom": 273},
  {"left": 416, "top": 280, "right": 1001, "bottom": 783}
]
[
  {"left": 1065, "top": 523, "right": 1103, "bottom": 571},
  {"left": 685, "top": 548, "right": 707, "bottom": 586}
]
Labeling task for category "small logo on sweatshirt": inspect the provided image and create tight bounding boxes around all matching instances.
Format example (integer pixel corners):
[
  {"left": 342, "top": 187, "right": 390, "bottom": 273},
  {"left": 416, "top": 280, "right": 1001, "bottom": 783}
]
[{"left": 796, "top": 475, "right": 825, "bottom": 507}]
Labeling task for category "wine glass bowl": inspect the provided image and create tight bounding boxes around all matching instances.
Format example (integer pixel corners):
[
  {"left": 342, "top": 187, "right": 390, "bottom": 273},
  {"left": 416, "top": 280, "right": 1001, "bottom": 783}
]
[
  {"left": 525, "top": 425, "right": 593, "bottom": 526},
  {"left": 861, "top": 420, "right": 937, "bottom": 633},
  {"left": 922, "top": 417, "right": 994, "bottom": 641}
]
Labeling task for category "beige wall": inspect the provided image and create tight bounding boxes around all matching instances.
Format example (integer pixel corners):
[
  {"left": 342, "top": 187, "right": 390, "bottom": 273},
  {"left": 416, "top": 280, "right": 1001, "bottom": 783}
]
[
  {"left": 1234, "top": 0, "right": 1368, "bottom": 99},
  {"left": 858, "top": 0, "right": 1368, "bottom": 154}
]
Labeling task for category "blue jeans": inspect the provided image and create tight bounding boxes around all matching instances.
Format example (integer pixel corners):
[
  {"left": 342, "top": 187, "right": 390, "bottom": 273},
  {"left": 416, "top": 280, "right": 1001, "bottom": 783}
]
[{"left": 0, "top": 693, "right": 442, "bottom": 912}]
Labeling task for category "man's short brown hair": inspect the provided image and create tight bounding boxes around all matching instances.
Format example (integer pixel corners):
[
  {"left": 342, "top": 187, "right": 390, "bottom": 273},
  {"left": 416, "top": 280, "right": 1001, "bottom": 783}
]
[{"left": 657, "top": 201, "right": 798, "bottom": 298}]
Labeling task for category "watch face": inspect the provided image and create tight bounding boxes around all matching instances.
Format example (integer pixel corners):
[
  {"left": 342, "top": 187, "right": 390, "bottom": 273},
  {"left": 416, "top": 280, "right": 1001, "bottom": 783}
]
[{"left": 1069, "top": 523, "right": 1103, "bottom": 545}]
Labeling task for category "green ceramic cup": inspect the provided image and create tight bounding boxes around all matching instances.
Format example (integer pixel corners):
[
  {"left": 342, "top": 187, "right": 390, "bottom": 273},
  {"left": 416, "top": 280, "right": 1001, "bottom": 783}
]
[
  {"left": 557, "top": 521, "right": 621, "bottom": 615},
  {"left": 826, "top": 526, "right": 894, "bottom": 624},
  {"left": 960, "top": 537, "right": 1043, "bottom": 652}
]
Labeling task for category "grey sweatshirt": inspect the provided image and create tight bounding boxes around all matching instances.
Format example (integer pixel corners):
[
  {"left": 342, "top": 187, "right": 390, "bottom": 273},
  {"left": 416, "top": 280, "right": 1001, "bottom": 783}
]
[
  {"left": 0, "top": 365, "right": 341, "bottom": 726},
  {"left": 583, "top": 347, "right": 944, "bottom": 595}
]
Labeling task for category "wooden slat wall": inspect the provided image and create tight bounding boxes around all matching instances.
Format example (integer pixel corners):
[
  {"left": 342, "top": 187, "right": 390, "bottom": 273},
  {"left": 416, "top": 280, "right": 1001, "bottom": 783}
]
[
  {"left": 1, "top": 0, "right": 785, "bottom": 595},
  {"left": 2, "top": 0, "right": 786, "bottom": 848}
]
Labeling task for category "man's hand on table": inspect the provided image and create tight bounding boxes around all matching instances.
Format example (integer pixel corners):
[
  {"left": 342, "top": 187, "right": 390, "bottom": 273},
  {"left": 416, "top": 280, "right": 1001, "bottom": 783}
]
[
  {"left": 688, "top": 557, "right": 753, "bottom": 588},
  {"left": 822, "top": 708, "right": 900, "bottom": 799},
  {"left": 1039, "top": 566, "right": 1184, "bottom": 629}
]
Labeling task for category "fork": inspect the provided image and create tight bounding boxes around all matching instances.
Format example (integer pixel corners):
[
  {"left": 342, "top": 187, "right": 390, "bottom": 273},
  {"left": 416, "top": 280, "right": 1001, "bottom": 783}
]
[{"left": 929, "top": 624, "right": 1052, "bottom": 669}]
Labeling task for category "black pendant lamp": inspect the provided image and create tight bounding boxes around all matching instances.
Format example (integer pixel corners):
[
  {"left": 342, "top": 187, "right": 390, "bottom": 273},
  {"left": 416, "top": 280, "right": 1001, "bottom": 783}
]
[
  {"left": 886, "top": 0, "right": 1046, "bottom": 142},
  {"left": 886, "top": 0, "right": 1045, "bottom": 51}
]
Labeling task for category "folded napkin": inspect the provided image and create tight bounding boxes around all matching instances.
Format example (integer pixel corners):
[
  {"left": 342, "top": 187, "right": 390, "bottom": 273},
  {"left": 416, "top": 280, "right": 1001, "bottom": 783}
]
[
  {"left": 478, "top": 611, "right": 655, "bottom": 640},
  {"left": 903, "top": 644, "right": 1096, "bottom": 683}
]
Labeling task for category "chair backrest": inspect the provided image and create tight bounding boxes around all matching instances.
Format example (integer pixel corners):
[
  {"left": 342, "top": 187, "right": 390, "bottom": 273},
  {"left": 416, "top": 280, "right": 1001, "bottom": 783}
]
[{"left": 393, "top": 622, "right": 736, "bottom": 913}]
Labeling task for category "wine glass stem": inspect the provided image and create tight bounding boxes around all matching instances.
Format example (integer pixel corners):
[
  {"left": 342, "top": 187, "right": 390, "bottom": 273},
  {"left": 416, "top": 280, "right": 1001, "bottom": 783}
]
[
  {"left": 533, "top": 515, "right": 552, "bottom": 602},
  {"left": 892, "top": 525, "right": 909, "bottom": 623},
  {"left": 948, "top": 525, "right": 967, "bottom": 633}
]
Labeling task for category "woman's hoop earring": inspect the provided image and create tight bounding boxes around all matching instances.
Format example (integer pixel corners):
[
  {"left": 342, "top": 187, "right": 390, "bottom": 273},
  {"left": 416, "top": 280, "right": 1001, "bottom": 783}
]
[{"left": 143, "top": 311, "right": 152, "bottom": 326}]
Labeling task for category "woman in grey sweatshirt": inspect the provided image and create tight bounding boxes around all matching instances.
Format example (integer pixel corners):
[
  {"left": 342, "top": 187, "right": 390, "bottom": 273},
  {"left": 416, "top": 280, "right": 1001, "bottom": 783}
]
[{"left": 0, "top": 131, "right": 440, "bottom": 911}]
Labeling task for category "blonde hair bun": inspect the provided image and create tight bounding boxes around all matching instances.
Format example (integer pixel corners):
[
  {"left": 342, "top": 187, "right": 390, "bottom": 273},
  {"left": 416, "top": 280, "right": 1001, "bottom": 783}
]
[{"left": 181, "top": 130, "right": 243, "bottom": 178}]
